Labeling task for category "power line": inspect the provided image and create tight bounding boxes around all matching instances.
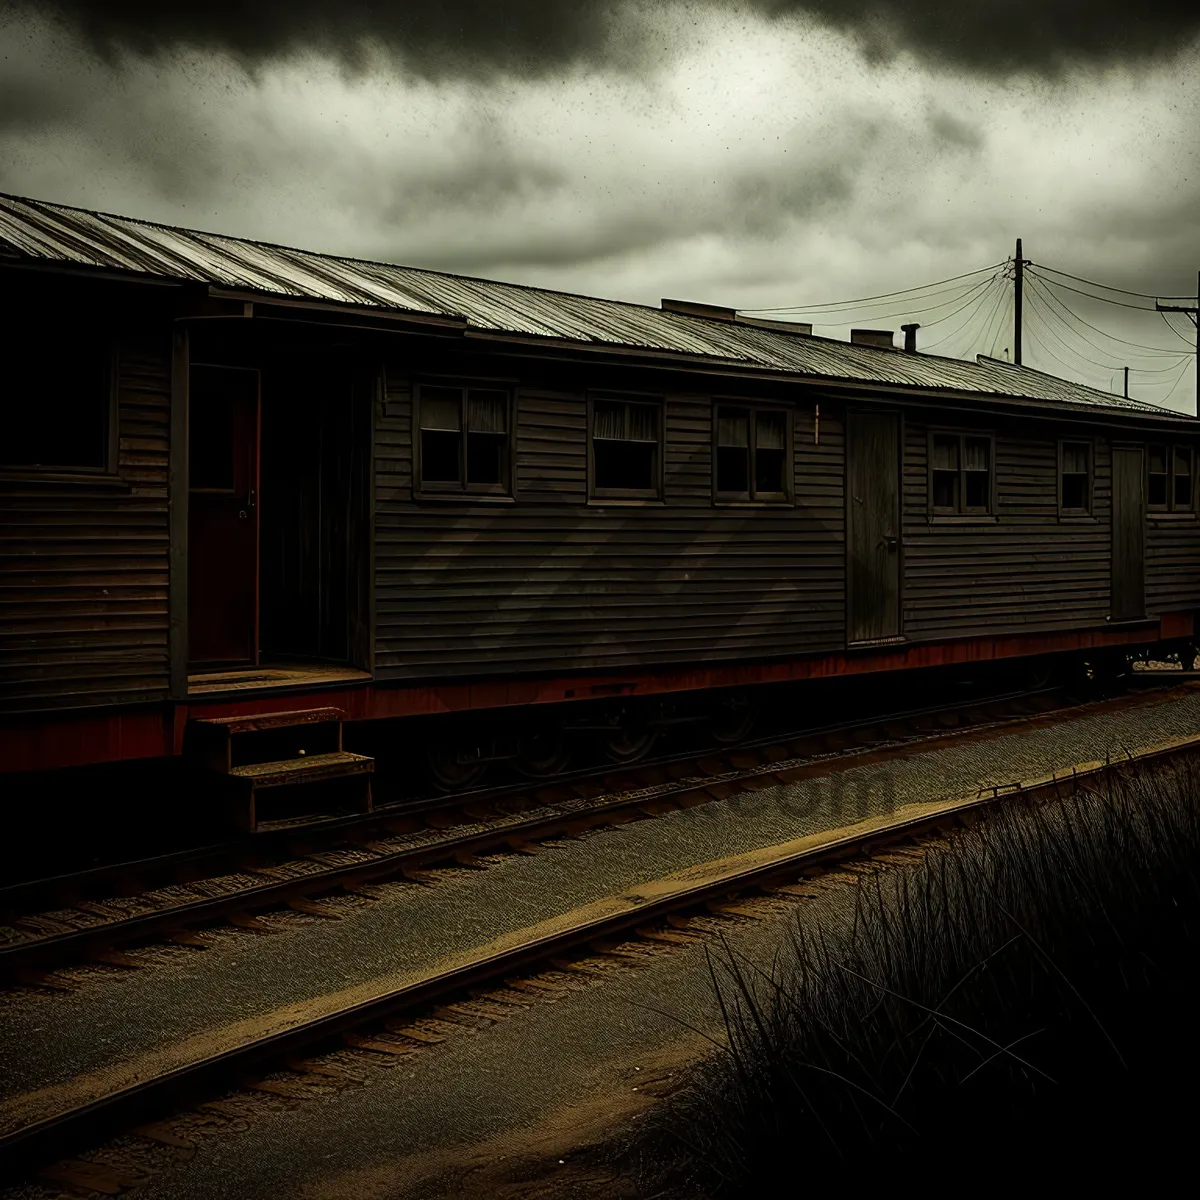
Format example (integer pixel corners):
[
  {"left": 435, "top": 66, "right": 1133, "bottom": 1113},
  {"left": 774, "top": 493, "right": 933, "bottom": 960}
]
[
  {"left": 733, "top": 252, "right": 1192, "bottom": 407},
  {"left": 800, "top": 275, "right": 992, "bottom": 321},
  {"left": 806, "top": 273, "right": 999, "bottom": 328},
  {"left": 1149, "top": 357, "right": 1195, "bottom": 398},
  {"left": 1126, "top": 358, "right": 1194, "bottom": 375},
  {"left": 1024, "top": 266, "right": 1195, "bottom": 410},
  {"left": 921, "top": 275, "right": 1005, "bottom": 352},
  {"left": 1025, "top": 273, "right": 1159, "bottom": 312},
  {"left": 1129, "top": 356, "right": 1194, "bottom": 408},
  {"left": 1026, "top": 284, "right": 1140, "bottom": 371},
  {"left": 1027, "top": 284, "right": 1191, "bottom": 380},
  {"left": 739, "top": 261, "right": 1005, "bottom": 314},
  {"left": 1023, "top": 288, "right": 1144, "bottom": 382},
  {"left": 1029, "top": 262, "right": 1193, "bottom": 302},
  {"left": 980, "top": 283, "right": 1011, "bottom": 359},
  {"left": 948, "top": 278, "right": 1007, "bottom": 360},
  {"left": 1160, "top": 310, "right": 1198, "bottom": 347},
  {"left": 1024, "top": 304, "right": 1117, "bottom": 389},
  {"left": 1025, "top": 291, "right": 1193, "bottom": 407},
  {"left": 1027, "top": 274, "right": 1193, "bottom": 358}
]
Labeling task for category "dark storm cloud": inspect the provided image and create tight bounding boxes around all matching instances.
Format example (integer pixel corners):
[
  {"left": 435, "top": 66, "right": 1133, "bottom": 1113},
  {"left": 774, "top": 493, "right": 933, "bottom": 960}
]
[
  {"left": 18, "top": 1, "right": 1200, "bottom": 76},
  {"left": 760, "top": 1, "right": 1200, "bottom": 74},
  {"left": 18, "top": 1, "right": 638, "bottom": 77}
]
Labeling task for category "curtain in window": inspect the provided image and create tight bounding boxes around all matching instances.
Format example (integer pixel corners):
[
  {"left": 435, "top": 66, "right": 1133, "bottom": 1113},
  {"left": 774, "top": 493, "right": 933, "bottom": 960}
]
[
  {"left": 756, "top": 412, "right": 785, "bottom": 450},
  {"left": 717, "top": 412, "right": 749, "bottom": 447},
  {"left": 1062, "top": 443, "right": 1089, "bottom": 474},
  {"left": 626, "top": 402, "right": 658, "bottom": 443},
  {"left": 421, "top": 389, "right": 461, "bottom": 431},
  {"left": 467, "top": 390, "right": 506, "bottom": 433},
  {"left": 932, "top": 437, "right": 959, "bottom": 471},
  {"left": 964, "top": 438, "right": 989, "bottom": 471},
  {"left": 593, "top": 401, "right": 624, "bottom": 440}
]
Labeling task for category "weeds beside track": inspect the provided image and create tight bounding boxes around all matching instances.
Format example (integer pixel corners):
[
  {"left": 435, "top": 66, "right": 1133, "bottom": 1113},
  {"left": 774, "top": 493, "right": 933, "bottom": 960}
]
[{"left": 623, "top": 741, "right": 1200, "bottom": 1194}]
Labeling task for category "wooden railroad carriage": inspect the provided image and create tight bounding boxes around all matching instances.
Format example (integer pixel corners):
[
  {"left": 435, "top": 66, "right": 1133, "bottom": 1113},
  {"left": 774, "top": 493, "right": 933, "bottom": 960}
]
[{"left": 2, "top": 192, "right": 1198, "bottom": 819}]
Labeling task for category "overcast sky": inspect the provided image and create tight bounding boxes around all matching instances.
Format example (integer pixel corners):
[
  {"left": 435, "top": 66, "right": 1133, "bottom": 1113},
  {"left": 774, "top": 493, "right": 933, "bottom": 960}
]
[{"left": 1, "top": 2, "right": 1197, "bottom": 409}]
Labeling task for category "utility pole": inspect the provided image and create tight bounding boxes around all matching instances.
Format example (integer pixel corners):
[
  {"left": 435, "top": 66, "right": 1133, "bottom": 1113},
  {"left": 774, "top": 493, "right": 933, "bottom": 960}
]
[
  {"left": 1014, "top": 238, "right": 1029, "bottom": 366},
  {"left": 1124, "top": 366, "right": 1129, "bottom": 399},
  {"left": 1156, "top": 270, "right": 1200, "bottom": 416}
]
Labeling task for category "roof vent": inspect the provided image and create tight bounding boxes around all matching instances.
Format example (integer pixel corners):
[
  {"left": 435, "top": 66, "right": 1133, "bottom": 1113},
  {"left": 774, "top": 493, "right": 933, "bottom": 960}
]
[
  {"left": 850, "top": 329, "right": 895, "bottom": 349},
  {"left": 901, "top": 322, "right": 920, "bottom": 353},
  {"left": 661, "top": 298, "right": 738, "bottom": 321},
  {"left": 661, "top": 298, "right": 812, "bottom": 336},
  {"left": 736, "top": 315, "right": 813, "bottom": 335}
]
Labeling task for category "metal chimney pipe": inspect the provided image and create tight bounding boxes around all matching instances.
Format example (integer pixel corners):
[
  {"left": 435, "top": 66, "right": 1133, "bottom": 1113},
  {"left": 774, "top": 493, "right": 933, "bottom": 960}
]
[{"left": 901, "top": 322, "right": 920, "bottom": 353}]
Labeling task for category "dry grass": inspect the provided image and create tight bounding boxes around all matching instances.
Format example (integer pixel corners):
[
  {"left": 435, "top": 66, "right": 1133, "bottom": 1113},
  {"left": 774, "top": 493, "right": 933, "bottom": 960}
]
[{"left": 619, "top": 756, "right": 1200, "bottom": 1194}]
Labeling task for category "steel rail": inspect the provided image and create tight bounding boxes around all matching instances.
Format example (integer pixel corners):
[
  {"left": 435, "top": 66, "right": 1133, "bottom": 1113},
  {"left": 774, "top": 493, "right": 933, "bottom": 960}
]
[
  {"left": 0, "top": 684, "right": 1088, "bottom": 976},
  {"left": 3, "top": 681, "right": 1187, "bottom": 979},
  {"left": 0, "top": 678, "right": 1080, "bottom": 916},
  {"left": 3, "top": 729, "right": 1197, "bottom": 1178}
]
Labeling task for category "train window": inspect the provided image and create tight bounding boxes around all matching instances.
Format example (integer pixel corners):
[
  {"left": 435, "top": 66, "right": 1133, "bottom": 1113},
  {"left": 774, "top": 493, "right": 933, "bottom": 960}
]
[
  {"left": 931, "top": 436, "right": 960, "bottom": 510},
  {"left": 1175, "top": 447, "right": 1193, "bottom": 510},
  {"left": 715, "top": 405, "right": 790, "bottom": 502},
  {"left": 1147, "top": 443, "right": 1193, "bottom": 511},
  {"left": 930, "top": 432, "right": 992, "bottom": 515},
  {"left": 964, "top": 438, "right": 991, "bottom": 511},
  {"left": 1148, "top": 445, "right": 1169, "bottom": 508},
  {"left": 3, "top": 319, "right": 114, "bottom": 472},
  {"left": 591, "top": 396, "right": 661, "bottom": 498},
  {"left": 1060, "top": 441, "right": 1092, "bottom": 515},
  {"left": 417, "top": 384, "right": 511, "bottom": 494}
]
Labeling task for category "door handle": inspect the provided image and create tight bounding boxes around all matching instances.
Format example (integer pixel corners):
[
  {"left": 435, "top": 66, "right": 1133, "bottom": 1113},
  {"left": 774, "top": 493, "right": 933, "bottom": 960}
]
[{"left": 877, "top": 535, "right": 898, "bottom": 552}]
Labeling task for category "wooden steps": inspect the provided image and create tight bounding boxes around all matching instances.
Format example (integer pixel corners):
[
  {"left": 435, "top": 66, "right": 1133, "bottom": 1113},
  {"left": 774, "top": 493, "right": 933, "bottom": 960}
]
[
  {"left": 185, "top": 707, "right": 373, "bottom": 832},
  {"left": 228, "top": 751, "right": 374, "bottom": 787}
]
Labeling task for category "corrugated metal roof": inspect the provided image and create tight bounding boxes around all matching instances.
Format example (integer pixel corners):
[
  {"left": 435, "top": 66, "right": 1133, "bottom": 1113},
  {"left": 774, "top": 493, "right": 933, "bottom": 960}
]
[{"left": 0, "top": 190, "right": 1183, "bottom": 418}]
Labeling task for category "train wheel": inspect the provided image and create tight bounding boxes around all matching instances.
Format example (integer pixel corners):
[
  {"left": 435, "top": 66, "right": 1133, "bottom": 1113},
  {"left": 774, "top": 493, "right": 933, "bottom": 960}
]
[
  {"left": 515, "top": 728, "right": 572, "bottom": 779},
  {"left": 426, "top": 739, "right": 487, "bottom": 792},
  {"left": 710, "top": 692, "right": 757, "bottom": 745},
  {"left": 601, "top": 725, "right": 658, "bottom": 765}
]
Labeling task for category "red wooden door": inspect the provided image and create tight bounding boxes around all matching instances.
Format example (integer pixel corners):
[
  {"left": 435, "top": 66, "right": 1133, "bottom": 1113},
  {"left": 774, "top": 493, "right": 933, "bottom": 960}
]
[{"left": 188, "top": 365, "right": 260, "bottom": 666}]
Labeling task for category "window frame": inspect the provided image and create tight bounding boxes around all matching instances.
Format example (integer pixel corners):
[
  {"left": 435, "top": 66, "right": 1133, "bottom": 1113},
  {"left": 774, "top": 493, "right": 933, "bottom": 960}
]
[
  {"left": 413, "top": 379, "right": 515, "bottom": 500},
  {"left": 926, "top": 429, "right": 996, "bottom": 520},
  {"left": 1057, "top": 438, "right": 1094, "bottom": 518},
  {"left": 711, "top": 400, "right": 794, "bottom": 506},
  {"left": 0, "top": 339, "right": 119, "bottom": 481},
  {"left": 1146, "top": 442, "right": 1194, "bottom": 514},
  {"left": 587, "top": 391, "right": 664, "bottom": 503}
]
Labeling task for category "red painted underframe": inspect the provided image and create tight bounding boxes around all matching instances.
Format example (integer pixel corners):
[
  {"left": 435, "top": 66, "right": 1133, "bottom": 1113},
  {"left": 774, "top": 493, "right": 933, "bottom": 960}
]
[{"left": 1, "top": 613, "right": 1193, "bottom": 775}]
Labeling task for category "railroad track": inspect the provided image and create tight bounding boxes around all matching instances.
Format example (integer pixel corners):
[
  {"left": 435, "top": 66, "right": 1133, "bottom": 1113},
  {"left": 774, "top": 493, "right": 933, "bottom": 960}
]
[
  {"left": 4, "top": 679, "right": 1076, "bottom": 913},
  {"left": 4, "top": 725, "right": 1198, "bottom": 1185},
  {"left": 0, "top": 681, "right": 1184, "bottom": 986}
]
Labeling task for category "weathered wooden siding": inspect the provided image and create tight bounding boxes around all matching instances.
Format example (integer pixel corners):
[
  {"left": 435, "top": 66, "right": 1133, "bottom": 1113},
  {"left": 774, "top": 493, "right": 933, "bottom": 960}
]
[
  {"left": 516, "top": 387, "right": 588, "bottom": 502},
  {"left": 0, "top": 330, "right": 172, "bottom": 713},
  {"left": 900, "top": 414, "right": 1115, "bottom": 638},
  {"left": 1146, "top": 515, "right": 1200, "bottom": 616},
  {"left": 374, "top": 369, "right": 844, "bottom": 681}
]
